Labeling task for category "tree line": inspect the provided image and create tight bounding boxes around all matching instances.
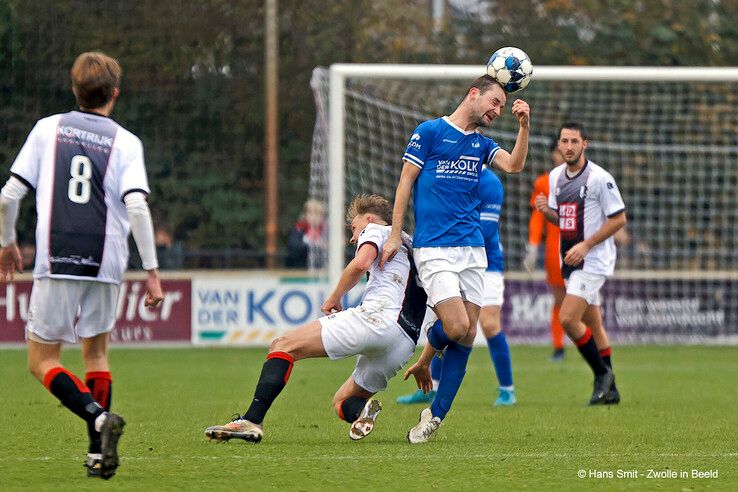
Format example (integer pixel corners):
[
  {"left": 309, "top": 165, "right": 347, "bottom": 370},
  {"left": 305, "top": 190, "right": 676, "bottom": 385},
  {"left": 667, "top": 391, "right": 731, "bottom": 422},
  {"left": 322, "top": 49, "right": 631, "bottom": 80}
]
[{"left": 0, "top": 0, "right": 735, "bottom": 266}]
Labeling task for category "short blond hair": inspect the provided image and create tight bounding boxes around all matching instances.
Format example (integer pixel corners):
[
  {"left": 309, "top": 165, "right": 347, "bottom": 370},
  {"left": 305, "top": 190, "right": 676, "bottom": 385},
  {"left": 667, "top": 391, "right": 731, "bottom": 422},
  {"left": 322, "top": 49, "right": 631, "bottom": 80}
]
[
  {"left": 71, "top": 51, "right": 121, "bottom": 109},
  {"left": 346, "top": 194, "right": 391, "bottom": 224}
]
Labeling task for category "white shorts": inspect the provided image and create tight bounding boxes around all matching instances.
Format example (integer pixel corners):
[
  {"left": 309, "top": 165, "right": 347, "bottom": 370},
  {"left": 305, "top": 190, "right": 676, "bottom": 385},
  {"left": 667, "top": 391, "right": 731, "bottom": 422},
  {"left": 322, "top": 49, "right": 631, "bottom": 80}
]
[
  {"left": 418, "top": 271, "right": 503, "bottom": 338},
  {"left": 482, "top": 271, "right": 504, "bottom": 307},
  {"left": 565, "top": 270, "right": 606, "bottom": 306},
  {"left": 414, "top": 246, "right": 486, "bottom": 307},
  {"left": 26, "top": 278, "right": 120, "bottom": 344},
  {"left": 319, "top": 305, "right": 415, "bottom": 393}
]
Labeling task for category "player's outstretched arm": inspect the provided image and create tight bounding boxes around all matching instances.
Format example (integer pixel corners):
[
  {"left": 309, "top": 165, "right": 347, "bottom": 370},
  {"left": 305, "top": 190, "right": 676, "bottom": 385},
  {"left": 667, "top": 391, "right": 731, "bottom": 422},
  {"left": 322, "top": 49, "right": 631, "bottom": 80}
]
[
  {"left": 492, "top": 99, "right": 530, "bottom": 174},
  {"left": 321, "top": 243, "right": 377, "bottom": 314},
  {"left": 124, "top": 192, "right": 163, "bottom": 306},
  {"left": 379, "top": 162, "right": 420, "bottom": 269},
  {"left": 403, "top": 343, "right": 435, "bottom": 394}
]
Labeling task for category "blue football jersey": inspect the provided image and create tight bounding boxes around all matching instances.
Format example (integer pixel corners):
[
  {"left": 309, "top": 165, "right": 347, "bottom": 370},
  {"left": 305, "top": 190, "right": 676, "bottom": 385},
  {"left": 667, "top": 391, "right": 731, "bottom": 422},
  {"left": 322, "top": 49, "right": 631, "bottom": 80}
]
[
  {"left": 479, "top": 166, "right": 504, "bottom": 272},
  {"left": 403, "top": 117, "right": 500, "bottom": 248}
]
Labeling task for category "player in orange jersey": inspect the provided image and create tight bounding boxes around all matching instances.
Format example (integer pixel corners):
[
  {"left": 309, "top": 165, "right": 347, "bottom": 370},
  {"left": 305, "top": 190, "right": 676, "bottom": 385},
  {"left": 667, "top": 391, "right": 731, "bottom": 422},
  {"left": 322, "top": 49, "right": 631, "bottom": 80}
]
[{"left": 523, "top": 139, "right": 567, "bottom": 361}]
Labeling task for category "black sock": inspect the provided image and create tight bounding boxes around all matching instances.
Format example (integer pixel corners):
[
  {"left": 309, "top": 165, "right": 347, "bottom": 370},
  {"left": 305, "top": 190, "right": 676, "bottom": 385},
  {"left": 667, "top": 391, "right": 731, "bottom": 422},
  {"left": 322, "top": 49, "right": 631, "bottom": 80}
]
[
  {"left": 44, "top": 368, "right": 104, "bottom": 425},
  {"left": 574, "top": 329, "right": 609, "bottom": 376},
  {"left": 85, "top": 372, "right": 113, "bottom": 454},
  {"left": 242, "top": 352, "right": 294, "bottom": 424},
  {"left": 339, "top": 396, "right": 368, "bottom": 423},
  {"left": 600, "top": 349, "right": 618, "bottom": 390}
]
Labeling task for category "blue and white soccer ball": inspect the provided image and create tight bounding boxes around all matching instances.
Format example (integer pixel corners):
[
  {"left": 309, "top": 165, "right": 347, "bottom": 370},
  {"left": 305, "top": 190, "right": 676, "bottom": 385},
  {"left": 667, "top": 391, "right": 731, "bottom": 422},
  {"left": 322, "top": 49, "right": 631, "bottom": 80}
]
[{"left": 486, "top": 47, "right": 533, "bottom": 93}]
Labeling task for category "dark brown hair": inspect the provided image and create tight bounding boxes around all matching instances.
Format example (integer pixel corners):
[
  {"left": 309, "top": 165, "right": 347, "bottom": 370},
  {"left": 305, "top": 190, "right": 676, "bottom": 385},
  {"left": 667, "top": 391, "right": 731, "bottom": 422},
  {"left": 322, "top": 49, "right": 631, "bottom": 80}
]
[
  {"left": 71, "top": 51, "right": 121, "bottom": 109},
  {"left": 557, "top": 122, "right": 588, "bottom": 141},
  {"left": 468, "top": 74, "right": 503, "bottom": 96}
]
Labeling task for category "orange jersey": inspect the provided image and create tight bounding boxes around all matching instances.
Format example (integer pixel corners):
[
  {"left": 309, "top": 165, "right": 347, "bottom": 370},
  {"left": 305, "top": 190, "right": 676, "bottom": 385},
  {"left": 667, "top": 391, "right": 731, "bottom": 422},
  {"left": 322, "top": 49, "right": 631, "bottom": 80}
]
[{"left": 528, "top": 173, "right": 564, "bottom": 287}]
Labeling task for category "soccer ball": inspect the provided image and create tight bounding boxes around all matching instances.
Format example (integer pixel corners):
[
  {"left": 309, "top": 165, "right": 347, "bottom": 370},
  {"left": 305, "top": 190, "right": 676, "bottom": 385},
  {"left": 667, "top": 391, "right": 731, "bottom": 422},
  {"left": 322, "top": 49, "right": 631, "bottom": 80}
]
[{"left": 486, "top": 47, "right": 533, "bottom": 93}]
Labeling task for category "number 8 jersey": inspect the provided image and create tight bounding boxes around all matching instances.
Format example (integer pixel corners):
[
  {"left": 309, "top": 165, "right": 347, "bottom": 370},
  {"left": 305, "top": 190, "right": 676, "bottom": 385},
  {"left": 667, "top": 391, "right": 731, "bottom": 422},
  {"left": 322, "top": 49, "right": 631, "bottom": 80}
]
[
  {"left": 10, "top": 110, "right": 150, "bottom": 283},
  {"left": 547, "top": 160, "right": 625, "bottom": 279}
]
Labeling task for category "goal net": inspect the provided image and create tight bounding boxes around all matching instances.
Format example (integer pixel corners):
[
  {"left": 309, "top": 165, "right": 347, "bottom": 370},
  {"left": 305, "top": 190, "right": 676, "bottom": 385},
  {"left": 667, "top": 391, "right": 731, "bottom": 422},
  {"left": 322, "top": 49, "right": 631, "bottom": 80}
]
[{"left": 309, "top": 64, "right": 738, "bottom": 344}]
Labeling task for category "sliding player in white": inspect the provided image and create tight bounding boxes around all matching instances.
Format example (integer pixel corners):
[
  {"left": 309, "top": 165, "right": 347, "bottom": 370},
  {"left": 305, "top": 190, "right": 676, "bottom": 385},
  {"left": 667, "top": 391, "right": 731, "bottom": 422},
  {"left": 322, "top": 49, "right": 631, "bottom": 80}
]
[{"left": 205, "top": 194, "right": 426, "bottom": 443}]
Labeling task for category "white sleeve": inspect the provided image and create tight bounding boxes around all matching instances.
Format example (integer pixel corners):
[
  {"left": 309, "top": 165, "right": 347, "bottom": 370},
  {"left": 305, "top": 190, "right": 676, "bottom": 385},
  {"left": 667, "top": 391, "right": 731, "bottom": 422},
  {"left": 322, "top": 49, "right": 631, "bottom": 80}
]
[
  {"left": 599, "top": 172, "right": 626, "bottom": 217},
  {"left": 0, "top": 177, "right": 30, "bottom": 247},
  {"left": 356, "top": 223, "right": 383, "bottom": 255},
  {"left": 9, "top": 122, "right": 43, "bottom": 189},
  {"left": 124, "top": 192, "right": 159, "bottom": 270},
  {"left": 547, "top": 168, "right": 559, "bottom": 210},
  {"left": 118, "top": 134, "right": 150, "bottom": 201}
]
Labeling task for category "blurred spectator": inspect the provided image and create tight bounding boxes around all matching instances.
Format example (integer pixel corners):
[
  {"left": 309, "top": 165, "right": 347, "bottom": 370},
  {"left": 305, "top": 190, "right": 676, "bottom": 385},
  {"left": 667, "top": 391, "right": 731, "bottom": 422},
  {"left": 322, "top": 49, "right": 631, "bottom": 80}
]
[
  {"left": 285, "top": 199, "right": 326, "bottom": 268},
  {"left": 156, "top": 224, "right": 185, "bottom": 270}
]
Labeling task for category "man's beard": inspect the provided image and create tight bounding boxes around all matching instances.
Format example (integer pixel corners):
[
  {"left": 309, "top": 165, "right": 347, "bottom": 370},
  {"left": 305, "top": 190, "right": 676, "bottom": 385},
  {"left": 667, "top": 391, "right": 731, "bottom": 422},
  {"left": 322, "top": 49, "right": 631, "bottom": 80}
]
[{"left": 565, "top": 151, "right": 583, "bottom": 166}]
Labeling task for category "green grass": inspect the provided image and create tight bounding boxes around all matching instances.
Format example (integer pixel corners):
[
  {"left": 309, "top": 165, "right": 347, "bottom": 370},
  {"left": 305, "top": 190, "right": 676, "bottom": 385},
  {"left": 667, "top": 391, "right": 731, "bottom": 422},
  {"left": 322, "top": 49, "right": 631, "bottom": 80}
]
[{"left": 0, "top": 346, "right": 736, "bottom": 490}]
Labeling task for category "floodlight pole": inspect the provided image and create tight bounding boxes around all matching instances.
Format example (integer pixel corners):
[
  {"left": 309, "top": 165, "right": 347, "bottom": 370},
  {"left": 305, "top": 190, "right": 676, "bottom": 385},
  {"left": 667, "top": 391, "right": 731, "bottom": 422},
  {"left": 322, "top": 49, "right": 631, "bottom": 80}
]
[{"left": 264, "top": 0, "right": 279, "bottom": 269}]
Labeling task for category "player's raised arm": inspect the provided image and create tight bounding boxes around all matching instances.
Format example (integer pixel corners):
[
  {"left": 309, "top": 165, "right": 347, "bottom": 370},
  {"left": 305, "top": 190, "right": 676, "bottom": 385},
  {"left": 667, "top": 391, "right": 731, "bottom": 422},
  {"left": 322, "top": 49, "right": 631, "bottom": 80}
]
[
  {"left": 379, "top": 161, "right": 420, "bottom": 268},
  {"left": 492, "top": 99, "right": 530, "bottom": 174},
  {"left": 535, "top": 193, "right": 559, "bottom": 225}
]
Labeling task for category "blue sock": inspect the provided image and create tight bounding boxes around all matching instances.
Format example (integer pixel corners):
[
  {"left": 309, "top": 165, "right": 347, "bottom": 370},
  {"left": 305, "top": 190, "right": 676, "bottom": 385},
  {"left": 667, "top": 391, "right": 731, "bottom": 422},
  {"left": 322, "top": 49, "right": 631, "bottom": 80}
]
[
  {"left": 430, "top": 354, "right": 442, "bottom": 383},
  {"left": 430, "top": 342, "right": 472, "bottom": 420},
  {"left": 487, "top": 332, "right": 513, "bottom": 388},
  {"left": 427, "top": 319, "right": 451, "bottom": 351}
]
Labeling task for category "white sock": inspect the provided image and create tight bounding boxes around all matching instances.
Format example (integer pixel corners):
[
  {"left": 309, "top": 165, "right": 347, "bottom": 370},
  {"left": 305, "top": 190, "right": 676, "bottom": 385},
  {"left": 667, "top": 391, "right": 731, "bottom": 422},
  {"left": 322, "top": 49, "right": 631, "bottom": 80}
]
[
  {"left": 87, "top": 453, "right": 102, "bottom": 460},
  {"left": 94, "top": 412, "right": 108, "bottom": 433},
  {"left": 499, "top": 385, "right": 515, "bottom": 392}
]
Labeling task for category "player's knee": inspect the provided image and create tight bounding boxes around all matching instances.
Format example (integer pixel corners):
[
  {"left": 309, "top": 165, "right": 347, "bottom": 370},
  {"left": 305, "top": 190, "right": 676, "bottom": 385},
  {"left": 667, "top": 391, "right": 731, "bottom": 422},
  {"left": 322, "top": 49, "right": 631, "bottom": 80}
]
[
  {"left": 558, "top": 311, "right": 578, "bottom": 330},
  {"left": 269, "top": 336, "right": 298, "bottom": 358},
  {"left": 27, "top": 360, "right": 45, "bottom": 381},
  {"left": 269, "top": 336, "right": 287, "bottom": 353},
  {"left": 460, "top": 324, "right": 477, "bottom": 346},
  {"left": 444, "top": 319, "right": 470, "bottom": 342},
  {"left": 480, "top": 319, "right": 500, "bottom": 338},
  {"left": 331, "top": 397, "right": 343, "bottom": 418}
]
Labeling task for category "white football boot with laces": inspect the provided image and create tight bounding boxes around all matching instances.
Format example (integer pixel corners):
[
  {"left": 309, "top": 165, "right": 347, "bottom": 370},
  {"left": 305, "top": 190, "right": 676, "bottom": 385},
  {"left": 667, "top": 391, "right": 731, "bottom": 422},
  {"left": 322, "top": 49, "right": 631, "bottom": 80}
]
[
  {"left": 407, "top": 407, "right": 441, "bottom": 444},
  {"left": 349, "top": 399, "right": 382, "bottom": 441}
]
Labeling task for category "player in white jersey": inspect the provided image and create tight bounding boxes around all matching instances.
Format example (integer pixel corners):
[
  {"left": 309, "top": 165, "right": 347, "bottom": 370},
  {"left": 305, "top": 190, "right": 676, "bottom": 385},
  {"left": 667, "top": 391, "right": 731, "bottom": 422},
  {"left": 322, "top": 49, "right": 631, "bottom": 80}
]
[
  {"left": 535, "top": 122, "right": 626, "bottom": 405},
  {"left": 380, "top": 75, "right": 530, "bottom": 443},
  {"left": 205, "top": 194, "right": 426, "bottom": 443},
  {"left": 0, "top": 52, "right": 163, "bottom": 479}
]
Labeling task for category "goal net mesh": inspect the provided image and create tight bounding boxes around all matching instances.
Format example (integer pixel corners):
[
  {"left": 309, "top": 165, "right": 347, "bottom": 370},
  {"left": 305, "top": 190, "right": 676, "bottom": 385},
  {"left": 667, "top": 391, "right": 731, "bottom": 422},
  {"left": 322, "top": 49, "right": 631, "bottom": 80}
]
[{"left": 309, "top": 66, "right": 738, "bottom": 344}]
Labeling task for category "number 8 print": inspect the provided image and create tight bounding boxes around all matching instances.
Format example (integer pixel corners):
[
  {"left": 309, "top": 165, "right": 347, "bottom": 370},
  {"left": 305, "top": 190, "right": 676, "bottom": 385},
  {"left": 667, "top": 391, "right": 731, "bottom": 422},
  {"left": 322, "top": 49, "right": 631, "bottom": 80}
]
[{"left": 68, "top": 154, "right": 92, "bottom": 204}]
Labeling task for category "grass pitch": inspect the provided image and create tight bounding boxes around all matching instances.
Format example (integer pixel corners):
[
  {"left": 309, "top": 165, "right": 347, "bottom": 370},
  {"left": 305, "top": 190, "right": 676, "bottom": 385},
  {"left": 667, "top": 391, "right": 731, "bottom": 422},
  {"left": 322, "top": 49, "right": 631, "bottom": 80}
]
[{"left": 0, "top": 345, "right": 736, "bottom": 490}]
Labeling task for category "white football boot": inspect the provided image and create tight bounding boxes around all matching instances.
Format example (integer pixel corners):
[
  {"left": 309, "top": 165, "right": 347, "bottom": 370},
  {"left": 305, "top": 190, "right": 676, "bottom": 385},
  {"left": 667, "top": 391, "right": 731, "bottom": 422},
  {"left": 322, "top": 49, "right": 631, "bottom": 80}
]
[
  {"left": 407, "top": 407, "right": 441, "bottom": 444},
  {"left": 349, "top": 399, "right": 382, "bottom": 441},
  {"left": 205, "top": 417, "right": 263, "bottom": 443}
]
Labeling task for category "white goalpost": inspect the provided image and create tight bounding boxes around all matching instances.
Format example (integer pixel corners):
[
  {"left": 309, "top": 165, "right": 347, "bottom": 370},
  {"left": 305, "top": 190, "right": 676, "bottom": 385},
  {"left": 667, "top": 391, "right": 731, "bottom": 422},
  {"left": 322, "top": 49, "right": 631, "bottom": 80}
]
[{"left": 309, "top": 63, "right": 738, "bottom": 344}]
